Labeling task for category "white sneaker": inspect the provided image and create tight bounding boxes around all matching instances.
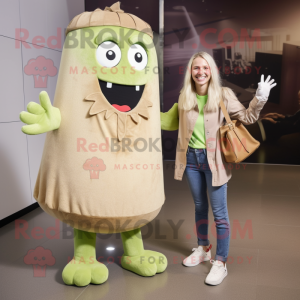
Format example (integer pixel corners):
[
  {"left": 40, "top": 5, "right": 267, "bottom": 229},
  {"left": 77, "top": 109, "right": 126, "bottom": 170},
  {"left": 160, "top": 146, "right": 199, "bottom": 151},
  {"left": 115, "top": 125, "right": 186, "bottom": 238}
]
[
  {"left": 182, "top": 245, "right": 212, "bottom": 267},
  {"left": 205, "top": 259, "right": 228, "bottom": 285}
]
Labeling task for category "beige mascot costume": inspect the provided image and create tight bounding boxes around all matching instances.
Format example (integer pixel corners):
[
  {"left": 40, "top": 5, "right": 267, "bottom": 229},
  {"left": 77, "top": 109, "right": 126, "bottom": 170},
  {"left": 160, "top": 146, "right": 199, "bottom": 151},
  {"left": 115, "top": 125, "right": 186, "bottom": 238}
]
[{"left": 20, "top": 2, "right": 167, "bottom": 286}]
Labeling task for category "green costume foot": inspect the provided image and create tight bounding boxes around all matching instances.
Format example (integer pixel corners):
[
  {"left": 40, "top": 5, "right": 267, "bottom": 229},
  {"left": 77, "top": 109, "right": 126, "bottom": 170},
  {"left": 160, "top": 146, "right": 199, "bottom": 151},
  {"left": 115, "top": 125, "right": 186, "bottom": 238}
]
[
  {"left": 62, "top": 229, "right": 108, "bottom": 286},
  {"left": 121, "top": 228, "right": 168, "bottom": 277}
]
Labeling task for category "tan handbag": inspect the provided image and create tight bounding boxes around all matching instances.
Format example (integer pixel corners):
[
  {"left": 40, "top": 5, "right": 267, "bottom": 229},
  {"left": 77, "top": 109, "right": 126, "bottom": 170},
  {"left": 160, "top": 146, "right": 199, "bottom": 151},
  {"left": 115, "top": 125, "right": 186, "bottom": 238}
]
[{"left": 219, "top": 99, "right": 260, "bottom": 163}]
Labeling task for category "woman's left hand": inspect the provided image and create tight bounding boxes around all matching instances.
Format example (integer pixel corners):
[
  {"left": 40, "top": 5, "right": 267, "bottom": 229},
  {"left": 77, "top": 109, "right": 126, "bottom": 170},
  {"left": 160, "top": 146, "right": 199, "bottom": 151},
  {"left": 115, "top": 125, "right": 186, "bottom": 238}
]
[{"left": 255, "top": 74, "right": 277, "bottom": 102}]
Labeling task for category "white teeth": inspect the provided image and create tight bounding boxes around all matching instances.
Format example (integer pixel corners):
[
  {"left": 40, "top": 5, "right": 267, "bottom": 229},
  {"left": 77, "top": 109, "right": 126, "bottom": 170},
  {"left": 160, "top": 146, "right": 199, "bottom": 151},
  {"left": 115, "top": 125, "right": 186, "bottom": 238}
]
[
  {"left": 106, "top": 82, "right": 112, "bottom": 88},
  {"left": 136, "top": 86, "right": 140, "bottom": 91}
]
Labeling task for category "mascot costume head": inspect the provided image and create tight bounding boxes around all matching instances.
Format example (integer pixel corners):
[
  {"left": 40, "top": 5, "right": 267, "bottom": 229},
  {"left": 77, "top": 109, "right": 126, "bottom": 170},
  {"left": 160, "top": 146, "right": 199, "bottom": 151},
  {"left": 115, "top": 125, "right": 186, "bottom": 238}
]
[{"left": 20, "top": 1, "right": 167, "bottom": 286}]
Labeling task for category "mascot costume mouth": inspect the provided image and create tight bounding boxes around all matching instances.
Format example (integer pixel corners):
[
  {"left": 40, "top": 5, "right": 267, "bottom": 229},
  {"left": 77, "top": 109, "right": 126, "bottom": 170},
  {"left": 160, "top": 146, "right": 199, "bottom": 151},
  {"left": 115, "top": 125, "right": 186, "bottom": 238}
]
[{"left": 20, "top": 2, "right": 168, "bottom": 286}]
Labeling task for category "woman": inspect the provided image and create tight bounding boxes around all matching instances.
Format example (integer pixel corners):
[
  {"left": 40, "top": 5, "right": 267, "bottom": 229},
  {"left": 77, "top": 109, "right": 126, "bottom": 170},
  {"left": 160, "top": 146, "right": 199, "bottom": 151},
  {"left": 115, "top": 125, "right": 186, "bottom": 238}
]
[{"left": 161, "top": 51, "right": 276, "bottom": 285}]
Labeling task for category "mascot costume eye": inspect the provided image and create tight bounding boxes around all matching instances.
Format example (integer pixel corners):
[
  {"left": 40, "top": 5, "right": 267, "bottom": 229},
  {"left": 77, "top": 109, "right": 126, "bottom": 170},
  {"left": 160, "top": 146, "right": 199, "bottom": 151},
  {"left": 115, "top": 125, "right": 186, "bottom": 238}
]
[{"left": 20, "top": 2, "right": 168, "bottom": 286}]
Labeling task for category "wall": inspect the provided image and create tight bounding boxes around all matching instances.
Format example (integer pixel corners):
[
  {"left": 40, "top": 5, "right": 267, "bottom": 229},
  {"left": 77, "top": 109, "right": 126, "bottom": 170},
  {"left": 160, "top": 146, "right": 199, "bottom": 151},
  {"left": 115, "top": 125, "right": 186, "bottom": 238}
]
[{"left": 0, "top": 0, "right": 84, "bottom": 220}]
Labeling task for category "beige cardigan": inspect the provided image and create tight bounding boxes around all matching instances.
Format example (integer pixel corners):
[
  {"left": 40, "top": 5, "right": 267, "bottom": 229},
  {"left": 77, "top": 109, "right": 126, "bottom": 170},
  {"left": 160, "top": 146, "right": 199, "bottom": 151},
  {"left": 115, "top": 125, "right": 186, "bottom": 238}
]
[{"left": 173, "top": 88, "right": 266, "bottom": 186}]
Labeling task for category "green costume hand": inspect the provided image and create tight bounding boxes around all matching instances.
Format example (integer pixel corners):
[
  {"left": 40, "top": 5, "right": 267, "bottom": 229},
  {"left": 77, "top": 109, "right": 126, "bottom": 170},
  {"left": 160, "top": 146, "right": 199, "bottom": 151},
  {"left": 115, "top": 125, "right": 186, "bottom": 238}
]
[
  {"left": 20, "top": 91, "right": 61, "bottom": 135},
  {"left": 160, "top": 103, "right": 179, "bottom": 131}
]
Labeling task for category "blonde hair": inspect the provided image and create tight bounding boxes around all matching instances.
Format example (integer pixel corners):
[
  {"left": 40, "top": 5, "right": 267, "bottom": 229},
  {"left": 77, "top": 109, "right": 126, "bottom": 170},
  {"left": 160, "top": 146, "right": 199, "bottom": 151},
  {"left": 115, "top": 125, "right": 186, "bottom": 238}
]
[{"left": 179, "top": 51, "right": 229, "bottom": 112}]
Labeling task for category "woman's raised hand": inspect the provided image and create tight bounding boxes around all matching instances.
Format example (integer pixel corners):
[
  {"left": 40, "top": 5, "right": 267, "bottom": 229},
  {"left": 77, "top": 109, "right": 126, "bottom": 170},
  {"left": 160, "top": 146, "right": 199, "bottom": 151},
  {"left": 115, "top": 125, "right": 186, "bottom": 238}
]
[{"left": 255, "top": 75, "right": 277, "bottom": 102}]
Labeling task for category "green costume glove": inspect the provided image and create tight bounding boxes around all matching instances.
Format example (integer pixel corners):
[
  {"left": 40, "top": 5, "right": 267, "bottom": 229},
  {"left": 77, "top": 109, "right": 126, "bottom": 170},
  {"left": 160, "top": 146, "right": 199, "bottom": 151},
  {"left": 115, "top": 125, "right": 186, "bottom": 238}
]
[
  {"left": 20, "top": 91, "right": 61, "bottom": 135},
  {"left": 160, "top": 103, "right": 179, "bottom": 131}
]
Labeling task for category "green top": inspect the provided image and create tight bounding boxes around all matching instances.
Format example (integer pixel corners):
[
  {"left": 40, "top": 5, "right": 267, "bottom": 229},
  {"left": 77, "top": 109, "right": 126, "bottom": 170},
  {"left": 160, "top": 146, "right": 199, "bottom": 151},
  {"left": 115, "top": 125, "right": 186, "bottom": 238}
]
[{"left": 188, "top": 94, "right": 208, "bottom": 149}]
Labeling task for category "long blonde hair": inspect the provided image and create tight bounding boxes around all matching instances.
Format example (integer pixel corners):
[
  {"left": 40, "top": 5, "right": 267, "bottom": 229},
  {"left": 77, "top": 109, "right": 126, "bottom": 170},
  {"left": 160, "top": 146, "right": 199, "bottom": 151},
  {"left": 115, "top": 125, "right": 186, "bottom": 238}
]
[{"left": 179, "top": 51, "right": 224, "bottom": 112}]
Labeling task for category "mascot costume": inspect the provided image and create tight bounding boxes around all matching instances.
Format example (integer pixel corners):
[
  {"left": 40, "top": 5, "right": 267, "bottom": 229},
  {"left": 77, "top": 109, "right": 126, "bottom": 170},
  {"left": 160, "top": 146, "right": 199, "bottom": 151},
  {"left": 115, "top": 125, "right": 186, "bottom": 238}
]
[{"left": 20, "top": 2, "right": 169, "bottom": 286}]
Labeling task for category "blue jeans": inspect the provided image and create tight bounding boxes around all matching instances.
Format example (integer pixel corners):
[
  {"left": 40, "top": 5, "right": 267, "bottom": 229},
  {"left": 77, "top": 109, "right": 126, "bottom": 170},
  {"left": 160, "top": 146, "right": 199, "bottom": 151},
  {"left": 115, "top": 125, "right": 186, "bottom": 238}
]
[{"left": 184, "top": 146, "right": 230, "bottom": 262}]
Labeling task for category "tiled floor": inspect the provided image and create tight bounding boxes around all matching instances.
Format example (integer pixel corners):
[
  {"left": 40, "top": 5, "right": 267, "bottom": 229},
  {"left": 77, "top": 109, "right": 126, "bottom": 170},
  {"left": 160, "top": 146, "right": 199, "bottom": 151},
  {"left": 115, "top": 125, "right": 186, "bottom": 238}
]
[{"left": 1, "top": 161, "right": 300, "bottom": 299}]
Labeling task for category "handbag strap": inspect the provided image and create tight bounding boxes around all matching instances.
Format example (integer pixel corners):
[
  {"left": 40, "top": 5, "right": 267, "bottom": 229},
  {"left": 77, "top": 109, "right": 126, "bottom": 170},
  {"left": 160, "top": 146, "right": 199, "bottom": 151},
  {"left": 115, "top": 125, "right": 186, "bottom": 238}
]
[{"left": 219, "top": 98, "right": 233, "bottom": 125}]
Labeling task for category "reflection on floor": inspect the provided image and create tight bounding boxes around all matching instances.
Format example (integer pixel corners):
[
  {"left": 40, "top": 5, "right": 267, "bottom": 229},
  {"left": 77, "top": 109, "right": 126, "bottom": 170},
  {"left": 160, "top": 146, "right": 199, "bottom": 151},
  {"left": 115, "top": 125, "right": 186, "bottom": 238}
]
[{"left": 1, "top": 161, "right": 300, "bottom": 300}]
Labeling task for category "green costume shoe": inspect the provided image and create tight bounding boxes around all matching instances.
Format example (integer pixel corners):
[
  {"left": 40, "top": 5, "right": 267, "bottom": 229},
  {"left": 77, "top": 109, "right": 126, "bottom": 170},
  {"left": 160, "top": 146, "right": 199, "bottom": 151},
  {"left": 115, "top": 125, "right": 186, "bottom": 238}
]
[
  {"left": 62, "top": 229, "right": 108, "bottom": 286},
  {"left": 120, "top": 228, "right": 168, "bottom": 277}
]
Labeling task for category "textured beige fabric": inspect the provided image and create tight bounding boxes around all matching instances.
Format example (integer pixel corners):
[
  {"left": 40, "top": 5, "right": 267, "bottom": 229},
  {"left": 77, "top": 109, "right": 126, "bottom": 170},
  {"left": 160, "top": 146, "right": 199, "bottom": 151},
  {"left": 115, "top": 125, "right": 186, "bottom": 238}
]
[
  {"left": 174, "top": 88, "right": 266, "bottom": 186},
  {"left": 39, "top": 204, "right": 161, "bottom": 234},
  {"left": 85, "top": 91, "right": 153, "bottom": 142},
  {"left": 33, "top": 40, "right": 164, "bottom": 233},
  {"left": 66, "top": 2, "right": 153, "bottom": 39}
]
